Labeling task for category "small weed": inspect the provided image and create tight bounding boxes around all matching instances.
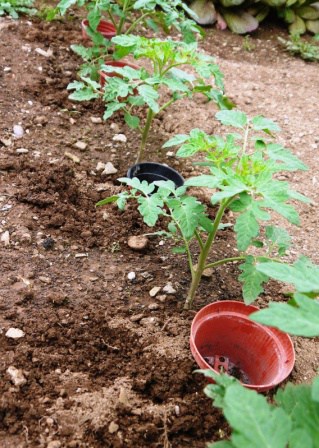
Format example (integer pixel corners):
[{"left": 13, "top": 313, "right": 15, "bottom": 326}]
[
  {"left": 242, "top": 36, "right": 255, "bottom": 52},
  {"left": 278, "top": 34, "right": 319, "bottom": 62},
  {"left": 109, "top": 241, "right": 121, "bottom": 253}
]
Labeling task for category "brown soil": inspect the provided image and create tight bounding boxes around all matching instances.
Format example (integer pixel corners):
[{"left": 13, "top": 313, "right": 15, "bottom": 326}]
[{"left": 0, "top": 12, "right": 318, "bottom": 448}]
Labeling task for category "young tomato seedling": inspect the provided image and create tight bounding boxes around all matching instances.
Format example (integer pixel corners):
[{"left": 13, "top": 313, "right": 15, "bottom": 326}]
[
  {"left": 98, "top": 110, "right": 309, "bottom": 309},
  {"left": 68, "top": 34, "right": 231, "bottom": 162},
  {"left": 57, "top": 0, "right": 201, "bottom": 41}
]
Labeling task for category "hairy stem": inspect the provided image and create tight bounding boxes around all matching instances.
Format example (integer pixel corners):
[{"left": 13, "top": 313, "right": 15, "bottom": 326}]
[
  {"left": 136, "top": 108, "right": 154, "bottom": 163},
  {"left": 184, "top": 198, "right": 232, "bottom": 310}
]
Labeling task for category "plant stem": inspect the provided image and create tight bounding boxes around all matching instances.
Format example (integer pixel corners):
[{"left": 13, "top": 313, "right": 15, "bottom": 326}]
[
  {"left": 125, "top": 12, "right": 152, "bottom": 34},
  {"left": 204, "top": 256, "right": 246, "bottom": 269},
  {"left": 136, "top": 108, "right": 154, "bottom": 163},
  {"left": 184, "top": 199, "right": 231, "bottom": 310},
  {"left": 117, "top": 0, "right": 130, "bottom": 34}
]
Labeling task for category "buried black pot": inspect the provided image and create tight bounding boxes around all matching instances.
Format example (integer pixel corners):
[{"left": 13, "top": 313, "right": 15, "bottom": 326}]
[{"left": 127, "top": 162, "right": 184, "bottom": 188}]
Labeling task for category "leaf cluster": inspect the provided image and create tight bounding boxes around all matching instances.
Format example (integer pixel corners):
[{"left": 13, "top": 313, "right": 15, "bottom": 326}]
[
  {"left": 0, "top": 0, "right": 36, "bottom": 18},
  {"left": 201, "top": 370, "right": 319, "bottom": 448}
]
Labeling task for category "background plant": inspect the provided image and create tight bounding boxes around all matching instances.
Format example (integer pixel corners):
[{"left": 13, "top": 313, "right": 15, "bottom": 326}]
[
  {"left": 97, "top": 110, "right": 309, "bottom": 309},
  {"left": 68, "top": 34, "right": 230, "bottom": 162},
  {"left": 199, "top": 258, "right": 319, "bottom": 447},
  {"left": 278, "top": 33, "right": 319, "bottom": 62},
  {"left": 0, "top": 0, "right": 36, "bottom": 18},
  {"left": 188, "top": 0, "right": 319, "bottom": 34}
]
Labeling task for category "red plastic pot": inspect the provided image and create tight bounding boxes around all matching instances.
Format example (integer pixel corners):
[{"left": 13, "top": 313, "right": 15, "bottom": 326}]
[
  {"left": 81, "top": 19, "right": 116, "bottom": 40},
  {"left": 99, "top": 60, "right": 140, "bottom": 88},
  {"left": 190, "top": 301, "right": 295, "bottom": 392}
]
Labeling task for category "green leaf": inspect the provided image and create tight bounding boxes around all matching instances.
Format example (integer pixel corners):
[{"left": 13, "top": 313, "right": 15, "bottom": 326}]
[
  {"left": 234, "top": 211, "right": 259, "bottom": 251},
  {"left": 124, "top": 112, "right": 140, "bottom": 129},
  {"left": 184, "top": 175, "right": 220, "bottom": 189},
  {"left": 137, "top": 195, "right": 164, "bottom": 227},
  {"left": 266, "top": 143, "right": 308, "bottom": 171},
  {"left": 251, "top": 294, "right": 319, "bottom": 337},
  {"left": 170, "top": 196, "right": 207, "bottom": 240},
  {"left": 216, "top": 110, "right": 248, "bottom": 128},
  {"left": 239, "top": 256, "right": 269, "bottom": 304},
  {"left": 163, "top": 134, "right": 188, "bottom": 148},
  {"left": 251, "top": 116, "right": 281, "bottom": 133},
  {"left": 312, "top": 377, "right": 319, "bottom": 402},
  {"left": 221, "top": 383, "right": 291, "bottom": 448},
  {"left": 137, "top": 84, "right": 159, "bottom": 113},
  {"left": 68, "top": 89, "right": 99, "bottom": 101},
  {"left": 289, "top": 429, "right": 313, "bottom": 448},
  {"left": 276, "top": 382, "right": 319, "bottom": 447},
  {"left": 265, "top": 226, "right": 291, "bottom": 255},
  {"left": 255, "top": 256, "right": 319, "bottom": 293}
]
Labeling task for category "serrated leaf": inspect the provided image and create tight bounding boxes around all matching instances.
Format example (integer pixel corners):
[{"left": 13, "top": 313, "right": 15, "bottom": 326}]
[
  {"left": 68, "top": 89, "right": 99, "bottom": 101},
  {"left": 137, "top": 195, "right": 164, "bottom": 226},
  {"left": 266, "top": 143, "right": 308, "bottom": 171},
  {"left": 255, "top": 256, "right": 319, "bottom": 293},
  {"left": 239, "top": 256, "right": 268, "bottom": 304},
  {"left": 171, "top": 196, "right": 206, "bottom": 240},
  {"left": 221, "top": 383, "right": 291, "bottom": 448},
  {"left": 265, "top": 226, "right": 291, "bottom": 254},
  {"left": 172, "top": 246, "right": 187, "bottom": 254},
  {"left": 276, "top": 382, "right": 319, "bottom": 447},
  {"left": 251, "top": 295, "right": 319, "bottom": 337},
  {"left": 137, "top": 84, "right": 159, "bottom": 113},
  {"left": 234, "top": 211, "right": 259, "bottom": 251},
  {"left": 216, "top": 110, "right": 248, "bottom": 128},
  {"left": 251, "top": 116, "right": 281, "bottom": 133}
]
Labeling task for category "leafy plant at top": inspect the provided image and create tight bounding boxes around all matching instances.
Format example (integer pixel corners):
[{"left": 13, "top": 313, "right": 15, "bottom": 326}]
[
  {"left": 278, "top": 33, "right": 319, "bottom": 62},
  {"left": 199, "top": 259, "right": 319, "bottom": 447},
  {"left": 68, "top": 35, "right": 231, "bottom": 162},
  {"left": 57, "top": 0, "right": 201, "bottom": 42},
  {"left": 97, "top": 110, "right": 309, "bottom": 309},
  {"left": 0, "top": 0, "right": 36, "bottom": 18}
]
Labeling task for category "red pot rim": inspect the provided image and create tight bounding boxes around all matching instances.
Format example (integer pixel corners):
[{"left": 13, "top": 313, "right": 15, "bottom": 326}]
[
  {"left": 81, "top": 18, "right": 116, "bottom": 38},
  {"left": 190, "top": 300, "right": 295, "bottom": 392}
]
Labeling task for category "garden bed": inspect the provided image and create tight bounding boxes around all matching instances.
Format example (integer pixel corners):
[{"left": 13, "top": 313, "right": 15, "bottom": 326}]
[{"left": 0, "top": 15, "right": 318, "bottom": 448}]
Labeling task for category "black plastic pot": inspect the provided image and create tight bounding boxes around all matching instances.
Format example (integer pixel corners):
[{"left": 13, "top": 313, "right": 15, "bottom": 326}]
[{"left": 127, "top": 162, "right": 184, "bottom": 188}]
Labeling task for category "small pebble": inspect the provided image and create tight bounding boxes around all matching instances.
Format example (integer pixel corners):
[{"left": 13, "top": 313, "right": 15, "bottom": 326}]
[
  {"left": 112, "top": 133, "right": 127, "bottom": 143},
  {"left": 163, "top": 282, "right": 176, "bottom": 294},
  {"left": 128, "top": 235, "right": 148, "bottom": 251},
  {"left": 47, "top": 441, "right": 61, "bottom": 448},
  {"left": 7, "top": 366, "right": 27, "bottom": 387},
  {"left": 5, "top": 328, "right": 25, "bottom": 339},
  {"left": 127, "top": 271, "right": 136, "bottom": 281},
  {"left": 102, "top": 162, "right": 117, "bottom": 175},
  {"left": 73, "top": 141, "right": 87, "bottom": 151},
  {"left": 130, "top": 313, "right": 144, "bottom": 323},
  {"left": 90, "top": 116, "right": 102, "bottom": 124},
  {"left": 42, "top": 237, "right": 55, "bottom": 250},
  {"left": 149, "top": 286, "right": 161, "bottom": 297},
  {"left": 96, "top": 162, "right": 105, "bottom": 171},
  {"left": 148, "top": 303, "right": 159, "bottom": 310},
  {"left": 64, "top": 152, "right": 80, "bottom": 163},
  {"left": 108, "top": 421, "right": 119, "bottom": 434},
  {"left": 1, "top": 230, "right": 10, "bottom": 246},
  {"left": 13, "top": 125, "right": 24, "bottom": 138},
  {"left": 16, "top": 148, "right": 29, "bottom": 154}
]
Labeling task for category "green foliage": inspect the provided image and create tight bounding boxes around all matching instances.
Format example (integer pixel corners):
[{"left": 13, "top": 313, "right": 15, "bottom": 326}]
[
  {"left": 0, "top": 0, "right": 36, "bottom": 18},
  {"left": 99, "top": 110, "right": 308, "bottom": 308},
  {"left": 201, "top": 371, "right": 319, "bottom": 448},
  {"left": 278, "top": 34, "right": 319, "bottom": 61},
  {"left": 68, "top": 35, "right": 229, "bottom": 162},
  {"left": 57, "top": 0, "right": 201, "bottom": 42},
  {"left": 251, "top": 256, "right": 319, "bottom": 337}
]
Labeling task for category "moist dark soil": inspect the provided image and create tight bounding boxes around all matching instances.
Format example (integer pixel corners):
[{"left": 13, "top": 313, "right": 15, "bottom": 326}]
[{"left": 0, "top": 11, "right": 318, "bottom": 448}]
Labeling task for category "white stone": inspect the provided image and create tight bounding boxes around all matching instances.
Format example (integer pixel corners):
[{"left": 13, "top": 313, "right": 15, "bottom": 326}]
[
  {"left": 127, "top": 272, "right": 136, "bottom": 281},
  {"left": 47, "top": 441, "right": 61, "bottom": 448},
  {"left": 90, "top": 116, "right": 102, "bottom": 124},
  {"left": 102, "top": 162, "right": 118, "bottom": 175},
  {"left": 16, "top": 148, "right": 29, "bottom": 154},
  {"left": 5, "top": 328, "right": 25, "bottom": 339},
  {"left": 35, "top": 47, "right": 53, "bottom": 58},
  {"left": 112, "top": 133, "right": 127, "bottom": 143},
  {"left": 13, "top": 124, "right": 24, "bottom": 138},
  {"left": 1, "top": 230, "right": 10, "bottom": 246},
  {"left": 149, "top": 286, "right": 161, "bottom": 297},
  {"left": 7, "top": 366, "right": 27, "bottom": 386},
  {"left": 108, "top": 421, "right": 119, "bottom": 434},
  {"left": 73, "top": 141, "right": 87, "bottom": 151},
  {"left": 96, "top": 162, "right": 106, "bottom": 171},
  {"left": 163, "top": 282, "right": 176, "bottom": 295},
  {"left": 64, "top": 152, "right": 80, "bottom": 163}
]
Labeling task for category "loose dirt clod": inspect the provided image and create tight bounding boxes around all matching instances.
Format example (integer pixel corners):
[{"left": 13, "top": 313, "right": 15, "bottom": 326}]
[{"left": 128, "top": 235, "right": 149, "bottom": 251}]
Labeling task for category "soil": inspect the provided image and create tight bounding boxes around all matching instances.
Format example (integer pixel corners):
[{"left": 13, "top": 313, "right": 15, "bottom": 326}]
[{"left": 0, "top": 11, "right": 318, "bottom": 448}]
